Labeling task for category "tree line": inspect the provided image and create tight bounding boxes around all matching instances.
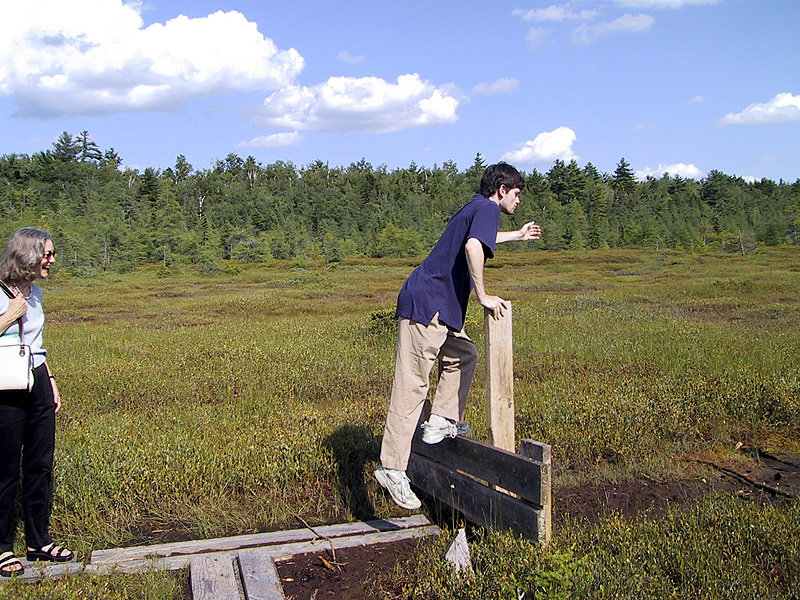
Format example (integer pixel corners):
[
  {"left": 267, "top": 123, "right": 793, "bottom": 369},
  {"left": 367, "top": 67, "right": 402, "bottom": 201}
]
[{"left": 1, "top": 131, "right": 798, "bottom": 274}]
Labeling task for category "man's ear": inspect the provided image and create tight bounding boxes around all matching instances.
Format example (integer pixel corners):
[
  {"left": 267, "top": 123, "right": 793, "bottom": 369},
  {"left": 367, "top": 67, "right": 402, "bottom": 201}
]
[{"left": 497, "top": 184, "right": 508, "bottom": 198}]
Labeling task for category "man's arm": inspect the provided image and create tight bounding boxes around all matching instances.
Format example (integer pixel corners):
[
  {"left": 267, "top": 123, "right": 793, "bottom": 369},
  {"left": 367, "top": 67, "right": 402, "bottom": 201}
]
[
  {"left": 465, "top": 237, "right": 507, "bottom": 320},
  {"left": 496, "top": 221, "right": 542, "bottom": 244}
]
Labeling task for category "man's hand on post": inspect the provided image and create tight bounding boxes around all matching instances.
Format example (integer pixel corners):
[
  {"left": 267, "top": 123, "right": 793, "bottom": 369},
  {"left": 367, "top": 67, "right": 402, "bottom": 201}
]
[{"left": 480, "top": 295, "right": 508, "bottom": 320}]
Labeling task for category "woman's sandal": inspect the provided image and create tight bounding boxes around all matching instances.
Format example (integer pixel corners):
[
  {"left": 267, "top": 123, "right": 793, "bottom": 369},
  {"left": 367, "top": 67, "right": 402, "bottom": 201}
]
[
  {"left": 0, "top": 552, "right": 24, "bottom": 577},
  {"left": 26, "top": 543, "right": 74, "bottom": 563}
]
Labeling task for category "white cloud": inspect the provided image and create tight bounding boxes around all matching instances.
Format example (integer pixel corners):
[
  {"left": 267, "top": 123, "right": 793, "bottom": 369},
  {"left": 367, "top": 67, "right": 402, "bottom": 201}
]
[
  {"left": 0, "top": 0, "right": 304, "bottom": 117},
  {"left": 337, "top": 51, "right": 364, "bottom": 65},
  {"left": 719, "top": 92, "right": 800, "bottom": 126},
  {"left": 236, "top": 132, "right": 304, "bottom": 148},
  {"left": 572, "top": 14, "right": 655, "bottom": 45},
  {"left": 502, "top": 127, "right": 579, "bottom": 166},
  {"left": 616, "top": 0, "right": 719, "bottom": 8},
  {"left": 514, "top": 4, "right": 598, "bottom": 22},
  {"left": 635, "top": 163, "right": 705, "bottom": 180},
  {"left": 688, "top": 95, "right": 705, "bottom": 103},
  {"left": 472, "top": 78, "right": 519, "bottom": 96},
  {"left": 526, "top": 27, "right": 553, "bottom": 49},
  {"left": 254, "top": 74, "right": 459, "bottom": 133}
]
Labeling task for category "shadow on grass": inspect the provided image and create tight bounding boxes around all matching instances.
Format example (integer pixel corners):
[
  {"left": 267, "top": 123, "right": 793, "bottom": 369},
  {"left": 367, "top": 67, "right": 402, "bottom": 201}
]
[{"left": 323, "top": 424, "right": 382, "bottom": 521}]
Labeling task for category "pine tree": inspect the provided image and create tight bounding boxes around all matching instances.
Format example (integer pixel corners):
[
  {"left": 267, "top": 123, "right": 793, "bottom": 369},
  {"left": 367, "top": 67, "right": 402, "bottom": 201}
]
[
  {"left": 566, "top": 199, "right": 588, "bottom": 250},
  {"left": 77, "top": 131, "right": 102, "bottom": 163},
  {"left": 52, "top": 132, "right": 79, "bottom": 162},
  {"left": 587, "top": 183, "right": 611, "bottom": 249},
  {"left": 612, "top": 158, "right": 636, "bottom": 196},
  {"left": 102, "top": 148, "right": 122, "bottom": 170},
  {"left": 465, "top": 153, "right": 486, "bottom": 192}
]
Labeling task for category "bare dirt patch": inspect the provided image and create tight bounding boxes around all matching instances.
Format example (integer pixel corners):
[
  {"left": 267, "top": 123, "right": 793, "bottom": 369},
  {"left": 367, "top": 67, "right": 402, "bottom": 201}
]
[{"left": 278, "top": 538, "right": 421, "bottom": 600}]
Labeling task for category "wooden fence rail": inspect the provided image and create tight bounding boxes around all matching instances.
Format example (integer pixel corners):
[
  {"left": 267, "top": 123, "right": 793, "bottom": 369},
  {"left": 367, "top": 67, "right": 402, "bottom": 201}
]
[{"left": 408, "top": 434, "right": 551, "bottom": 543}]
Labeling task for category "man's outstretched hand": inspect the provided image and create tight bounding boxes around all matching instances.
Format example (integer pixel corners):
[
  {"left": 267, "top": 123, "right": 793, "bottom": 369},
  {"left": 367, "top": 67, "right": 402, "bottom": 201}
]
[{"left": 519, "top": 221, "right": 542, "bottom": 241}]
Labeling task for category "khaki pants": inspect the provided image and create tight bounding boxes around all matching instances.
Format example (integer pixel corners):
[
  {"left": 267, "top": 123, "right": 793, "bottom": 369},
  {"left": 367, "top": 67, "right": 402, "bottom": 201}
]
[{"left": 379, "top": 314, "right": 478, "bottom": 471}]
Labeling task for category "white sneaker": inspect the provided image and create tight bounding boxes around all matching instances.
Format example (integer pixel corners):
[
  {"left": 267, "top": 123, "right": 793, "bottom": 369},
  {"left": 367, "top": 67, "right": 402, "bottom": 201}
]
[
  {"left": 374, "top": 467, "right": 421, "bottom": 510},
  {"left": 421, "top": 414, "right": 470, "bottom": 444}
]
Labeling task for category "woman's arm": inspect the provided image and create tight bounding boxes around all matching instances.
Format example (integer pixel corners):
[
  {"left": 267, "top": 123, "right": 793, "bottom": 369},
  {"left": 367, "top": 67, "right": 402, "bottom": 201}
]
[
  {"left": 0, "top": 294, "right": 27, "bottom": 335},
  {"left": 44, "top": 361, "right": 61, "bottom": 413}
]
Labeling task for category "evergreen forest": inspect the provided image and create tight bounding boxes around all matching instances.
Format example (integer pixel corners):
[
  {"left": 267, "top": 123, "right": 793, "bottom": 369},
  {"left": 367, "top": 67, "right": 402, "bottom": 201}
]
[{"left": 2, "top": 131, "right": 798, "bottom": 273}]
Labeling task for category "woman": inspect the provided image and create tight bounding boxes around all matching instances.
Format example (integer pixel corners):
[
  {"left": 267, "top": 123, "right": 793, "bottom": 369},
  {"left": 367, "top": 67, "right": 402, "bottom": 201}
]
[{"left": 0, "top": 228, "right": 73, "bottom": 577}]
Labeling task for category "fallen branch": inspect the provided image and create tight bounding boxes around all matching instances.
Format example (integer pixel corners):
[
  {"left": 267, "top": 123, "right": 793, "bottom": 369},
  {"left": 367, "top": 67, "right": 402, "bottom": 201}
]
[
  {"left": 689, "top": 460, "right": 795, "bottom": 500},
  {"left": 295, "top": 514, "right": 337, "bottom": 563}
]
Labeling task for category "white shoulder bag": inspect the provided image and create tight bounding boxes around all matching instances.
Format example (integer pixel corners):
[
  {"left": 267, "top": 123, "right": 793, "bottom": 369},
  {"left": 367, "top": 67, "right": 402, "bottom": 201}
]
[{"left": 0, "top": 281, "right": 35, "bottom": 392}]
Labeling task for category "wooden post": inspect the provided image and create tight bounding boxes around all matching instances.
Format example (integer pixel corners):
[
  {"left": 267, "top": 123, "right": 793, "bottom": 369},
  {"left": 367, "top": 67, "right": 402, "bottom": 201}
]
[
  {"left": 484, "top": 302, "right": 515, "bottom": 452},
  {"left": 521, "top": 440, "right": 552, "bottom": 545}
]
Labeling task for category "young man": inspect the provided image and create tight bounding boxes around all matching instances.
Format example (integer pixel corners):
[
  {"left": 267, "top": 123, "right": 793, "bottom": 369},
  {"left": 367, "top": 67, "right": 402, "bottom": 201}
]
[{"left": 375, "top": 162, "right": 542, "bottom": 510}]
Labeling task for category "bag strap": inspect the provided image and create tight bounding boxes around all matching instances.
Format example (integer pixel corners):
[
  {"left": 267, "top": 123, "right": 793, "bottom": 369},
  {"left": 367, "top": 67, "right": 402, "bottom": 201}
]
[
  {"left": 0, "top": 280, "right": 14, "bottom": 299},
  {"left": 0, "top": 280, "right": 26, "bottom": 347}
]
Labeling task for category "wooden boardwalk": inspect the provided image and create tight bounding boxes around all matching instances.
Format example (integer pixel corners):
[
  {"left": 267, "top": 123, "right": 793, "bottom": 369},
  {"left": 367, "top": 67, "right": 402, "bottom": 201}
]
[{"left": 1, "top": 515, "right": 438, "bottom": 599}]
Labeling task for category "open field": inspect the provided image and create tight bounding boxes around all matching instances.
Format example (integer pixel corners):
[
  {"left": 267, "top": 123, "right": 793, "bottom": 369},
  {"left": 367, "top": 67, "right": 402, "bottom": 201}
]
[{"left": 1, "top": 247, "right": 799, "bottom": 599}]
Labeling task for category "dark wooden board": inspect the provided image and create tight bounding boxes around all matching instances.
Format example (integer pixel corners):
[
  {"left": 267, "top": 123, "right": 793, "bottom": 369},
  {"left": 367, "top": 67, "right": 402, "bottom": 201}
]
[
  {"left": 411, "top": 433, "right": 548, "bottom": 507},
  {"left": 408, "top": 452, "right": 545, "bottom": 541}
]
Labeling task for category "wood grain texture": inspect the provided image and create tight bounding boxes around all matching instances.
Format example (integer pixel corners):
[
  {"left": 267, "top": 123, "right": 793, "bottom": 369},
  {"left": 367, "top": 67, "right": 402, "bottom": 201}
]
[
  {"left": 190, "top": 554, "right": 241, "bottom": 600},
  {"left": 239, "top": 549, "right": 285, "bottom": 600},
  {"left": 90, "top": 515, "right": 431, "bottom": 565},
  {"left": 408, "top": 452, "right": 544, "bottom": 541},
  {"left": 411, "top": 432, "right": 546, "bottom": 506},
  {"left": 485, "top": 303, "right": 515, "bottom": 452}
]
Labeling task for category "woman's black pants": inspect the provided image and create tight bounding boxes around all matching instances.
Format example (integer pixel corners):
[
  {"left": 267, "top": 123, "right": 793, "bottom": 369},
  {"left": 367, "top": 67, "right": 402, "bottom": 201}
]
[{"left": 0, "top": 364, "right": 55, "bottom": 553}]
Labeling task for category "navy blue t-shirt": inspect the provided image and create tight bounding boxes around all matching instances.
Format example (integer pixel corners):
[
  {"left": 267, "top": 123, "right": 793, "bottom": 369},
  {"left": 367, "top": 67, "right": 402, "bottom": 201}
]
[{"left": 396, "top": 194, "right": 500, "bottom": 331}]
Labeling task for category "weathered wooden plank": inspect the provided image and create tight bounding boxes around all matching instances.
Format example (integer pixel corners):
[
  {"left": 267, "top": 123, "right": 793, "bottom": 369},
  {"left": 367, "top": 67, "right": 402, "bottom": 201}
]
[
  {"left": 520, "top": 439, "right": 550, "bottom": 464},
  {"left": 238, "top": 549, "right": 285, "bottom": 600},
  {"left": 90, "top": 531, "right": 313, "bottom": 566},
  {"left": 190, "top": 554, "right": 241, "bottom": 600},
  {"left": 85, "top": 526, "right": 439, "bottom": 575},
  {"left": 521, "top": 439, "right": 552, "bottom": 545},
  {"left": 0, "top": 561, "right": 84, "bottom": 583},
  {"left": 411, "top": 433, "right": 545, "bottom": 506},
  {"left": 312, "top": 515, "right": 431, "bottom": 538},
  {"left": 484, "top": 304, "right": 515, "bottom": 452},
  {"left": 86, "top": 552, "right": 231, "bottom": 575},
  {"left": 91, "top": 515, "right": 430, "bottom": 565},
  {"left": 407, "top": 453, "right": 544, "bottom": 541},
  {"left": 267, "top": 525, "right": 440, "bottom": 562}
]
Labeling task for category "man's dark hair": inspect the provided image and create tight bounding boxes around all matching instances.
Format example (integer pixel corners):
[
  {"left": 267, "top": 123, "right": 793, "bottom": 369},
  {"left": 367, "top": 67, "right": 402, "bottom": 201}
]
[{"left": 479, "top": 162, "right": 525, "bottom": 197}]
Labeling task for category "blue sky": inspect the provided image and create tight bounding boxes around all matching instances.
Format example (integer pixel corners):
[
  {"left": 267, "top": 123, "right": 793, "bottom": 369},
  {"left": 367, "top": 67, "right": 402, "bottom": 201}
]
[{"left": 1, "top": 0, "right": 798, "bottom": 182}]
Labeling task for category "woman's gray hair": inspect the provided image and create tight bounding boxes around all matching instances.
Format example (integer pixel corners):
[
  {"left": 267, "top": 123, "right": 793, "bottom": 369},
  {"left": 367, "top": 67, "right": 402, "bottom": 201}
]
[{"left": 0, "top": 227, "right": 52, "bottom": 284}]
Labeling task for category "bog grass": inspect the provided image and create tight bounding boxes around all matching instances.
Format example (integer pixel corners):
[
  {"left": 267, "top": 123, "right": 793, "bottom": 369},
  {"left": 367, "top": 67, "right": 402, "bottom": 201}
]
[
  {"left": 382, "top": 495, "right": 800, "bottom": 599},
  {"left": 3, "top": 247, "right": 799, "bottom": 599}
]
